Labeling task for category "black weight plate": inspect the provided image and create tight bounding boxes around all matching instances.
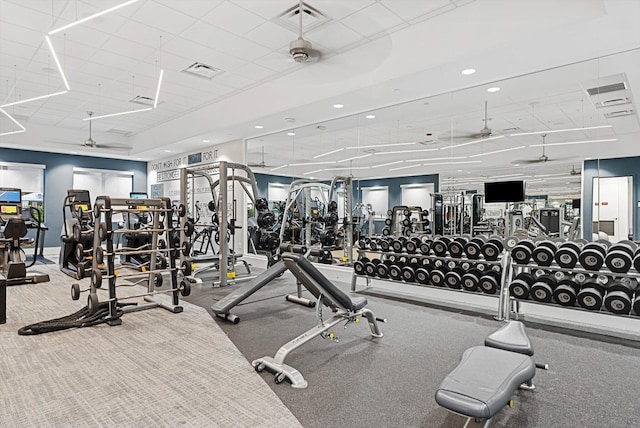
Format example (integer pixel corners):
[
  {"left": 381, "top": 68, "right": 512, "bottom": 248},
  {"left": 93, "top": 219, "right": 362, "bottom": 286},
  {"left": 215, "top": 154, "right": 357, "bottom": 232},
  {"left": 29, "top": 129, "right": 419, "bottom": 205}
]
[
  {"left": 633, "top": 295, "right": 640, "bottom": 315},
  {"left": 511, "top": 245, "right": 532, "bottom": 265},
  {"left": 419, "top": 241, "right": 430, "bottom": 255},
  {"left": 391, "top": 239, "right": 404, "bottom": 253},
  {"left": 445, "top": 269, "right": 463, "bottom": 289},
  {"left": 448, "top": 241, "right": 465, "bottom": 258},
  {"left": 389, "top": 265, "right": 402, "bottom": 281},
  {"left": 478, "top": 274, "right": 498, "bottom": 294},
  {"left": 579, "top": 248, "right": 605, "bottom": 271},
  {"left": 555, "top": 247, "right": 578, "bottom": 269},
  {"left": 604, "top": 290, "right": 632, "bottom": 314},
  {"left": 537, "top": 240, "right": 557, "bottom": 251},
  {"left": 464, "top": 241, "right": 481, "bottom": 260},
  {"left": 364, "top": 262, "right": 376, "bottom": 276},
  {"left": 515, "top": 272, "right": 535, "bottom": 285},
  {"left": 432, "top": 240, "right": 448, "bottom": 257},
  {"left": 405, "top": 240, "right": 417, "bottom": 254},
  {"left": 401, "top": 266, "right": 416, "bottom": 282},
  {"left": 504, "top": 235, "right": 519, "bottom": 251},
  {"left": 532, "top": 246, "right": 555, "bottom": 267},
  {"left": 382, "top": 228, "right": 390, "bottom": 236},
  {"left": 379, "top": 240, "right": 390, "bottom": 252},
  {"left": 461, "top": 270, "right": 481, "bottom": 292},
  {"left": 384, "top": 218, "right": 392, "bottom": 226},
  {"left": 605, "top": 250, "right": 632, "bottom": 273},
  {"left": 375, "top": 263, "right": 389, "bottom": 278},
  {"left": 509, "top": 279, "right": 530, "bottom": 300},
  {"left": 429, "top": 269, "right": 446, "bottom": 287},
  {"left": 415, "top": 267, "right": 430, "bottom": 285},
  {"left": 531, "top": 281, "right": 554, "bottom": 303},
  {"left": 354, "top": 261, "right": 365, "bottom": 275},
  {"left": 577, "top": 286, "right": 604, "bottom": 310},
  {"left": 553, "top": 282, "right": 578, "bottom": 307}
]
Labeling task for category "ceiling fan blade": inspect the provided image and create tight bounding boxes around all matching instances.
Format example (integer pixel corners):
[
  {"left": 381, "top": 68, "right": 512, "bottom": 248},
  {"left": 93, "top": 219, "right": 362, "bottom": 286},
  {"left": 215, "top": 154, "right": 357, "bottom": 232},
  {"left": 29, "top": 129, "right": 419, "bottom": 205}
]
[{"left": 95, "top": 143, "right": 132, "bottom": 150}]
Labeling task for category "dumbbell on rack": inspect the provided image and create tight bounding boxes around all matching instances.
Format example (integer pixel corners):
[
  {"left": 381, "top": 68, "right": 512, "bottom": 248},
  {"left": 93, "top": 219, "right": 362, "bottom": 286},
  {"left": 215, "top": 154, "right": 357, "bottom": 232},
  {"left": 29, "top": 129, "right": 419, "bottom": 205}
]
[
  {"left": 531, "top": 241, "right": 556, "bottom": 267},
  {"left": 578, "top": 242, "right": 610, "bottom": 271},
  {"left": 509, "top": 272, "right": 535, "bottom": 300},
  {"left": 530, "top": 274, "right": 557, "bottom": 303},
  {"left": 552, "top": 278, "right": 581, "bottom": 307},
  {"left": 604, "top": 240, "right": 637, "bottom": 273},
  {"left": 511, "top": 239, "right": 536, "bottom": 265},
  {"left": 577, "top": 280, "right": 606, "bottom": 311},
  {"left": 463, "top": 235, "right": 487, "bottom": 260},
  {"left": 603, "top": 278, "right": 636, "bottom": 314},
  {"left": 554, "top": 241, "right": 582, "bottom": 269},
  {"left": 478, "top": 270, "right": 501, "bottom": 294}
]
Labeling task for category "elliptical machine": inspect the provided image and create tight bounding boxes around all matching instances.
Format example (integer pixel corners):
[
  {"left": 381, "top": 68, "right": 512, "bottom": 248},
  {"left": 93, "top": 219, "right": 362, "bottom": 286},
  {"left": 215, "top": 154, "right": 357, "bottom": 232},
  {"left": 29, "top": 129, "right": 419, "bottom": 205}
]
[{"left": 59, "top": 189, "right": 94, "bottom": 279}]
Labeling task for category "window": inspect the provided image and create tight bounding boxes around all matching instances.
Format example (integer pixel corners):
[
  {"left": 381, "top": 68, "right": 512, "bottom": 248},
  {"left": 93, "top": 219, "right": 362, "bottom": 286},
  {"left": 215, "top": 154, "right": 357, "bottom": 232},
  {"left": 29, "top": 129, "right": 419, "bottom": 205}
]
[
  {"left": 73, "top": 168, "right": 133, "bottom": 204},
  {"left": 361, "top": 186, "right": 388, "bottom": 219}
]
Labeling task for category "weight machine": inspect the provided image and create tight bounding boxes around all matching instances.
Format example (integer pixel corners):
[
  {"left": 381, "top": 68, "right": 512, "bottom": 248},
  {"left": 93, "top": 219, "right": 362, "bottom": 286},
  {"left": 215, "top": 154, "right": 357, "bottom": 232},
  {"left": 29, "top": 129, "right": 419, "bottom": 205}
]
[
  {"left": 328, "top": 175, "right": 355, "bottom": 265},
  {"left": 60, "top": 189, "right": 95, "bottom": 279}
]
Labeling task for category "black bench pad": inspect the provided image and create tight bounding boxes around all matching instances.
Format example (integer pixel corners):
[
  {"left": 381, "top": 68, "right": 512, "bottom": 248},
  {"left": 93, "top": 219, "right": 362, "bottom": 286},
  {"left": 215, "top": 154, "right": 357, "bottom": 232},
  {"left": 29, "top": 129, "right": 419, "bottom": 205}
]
[{"left": 435, "top": 346, "right": 535, "bottom": 420}]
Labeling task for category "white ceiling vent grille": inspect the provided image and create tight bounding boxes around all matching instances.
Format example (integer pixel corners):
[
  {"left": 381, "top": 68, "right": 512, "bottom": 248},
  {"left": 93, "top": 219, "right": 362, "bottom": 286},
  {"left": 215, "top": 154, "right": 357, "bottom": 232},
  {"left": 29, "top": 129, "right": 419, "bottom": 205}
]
[
  {"left": 604, "top": 109, "right": 635, "bottom": 118},
  {"left": 276, "top": 2, "right": 329, "bottom": 33},
  {"left": 595, "top": 97, "right": 631, "bottom": 108},
  {"left": 586, "top": 82, "right": 627, "bottom": 96},
  {"left": 182, "top": 62, "right": 224, "bottom": 80},
  {"left": 129, "top": 95, "right": 155, "bottom": 106},
  {"left": 106, "top": 128, "right": 132, "bottom": 136}
]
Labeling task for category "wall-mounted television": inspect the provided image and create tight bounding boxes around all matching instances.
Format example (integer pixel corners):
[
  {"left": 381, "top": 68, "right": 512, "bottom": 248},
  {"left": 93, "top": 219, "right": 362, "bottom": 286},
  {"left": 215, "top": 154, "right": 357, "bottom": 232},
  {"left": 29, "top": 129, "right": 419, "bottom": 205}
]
[
  {"left": 0, "top": 188, "right": 21, "bottom": 204},
  {"left": 130, "top": 192, "right": 148, "bottom": 199},
  {"left": 484, "top": 181, "right": 525, "bottom": 203}
]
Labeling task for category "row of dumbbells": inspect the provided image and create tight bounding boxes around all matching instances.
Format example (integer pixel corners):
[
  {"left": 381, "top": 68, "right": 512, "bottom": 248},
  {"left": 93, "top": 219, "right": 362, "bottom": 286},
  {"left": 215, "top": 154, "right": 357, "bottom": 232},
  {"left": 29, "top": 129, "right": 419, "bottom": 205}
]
[
  {"left": 511, "top": 239, "right": 640, "bottom": 273},
  {"left": 358, "top": 235, "right": 506, "bottom": 262},
  {"left": 354, "top": 256, "right": 503, "bottom": 294},
  {"left": 509, "top": 270, "right": 639, "bottom": 315},
  {"left": 381, "top": 208, "right": 431, "bottom": 237}
]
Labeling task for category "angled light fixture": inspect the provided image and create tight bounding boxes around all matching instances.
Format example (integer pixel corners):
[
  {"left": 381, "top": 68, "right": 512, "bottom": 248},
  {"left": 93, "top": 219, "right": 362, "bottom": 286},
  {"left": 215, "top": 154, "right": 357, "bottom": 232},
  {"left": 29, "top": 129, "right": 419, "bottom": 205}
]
[
  {"left": 439, "top": 135, "right": 504, "bottom": 150},
  {"left": 490, "top": 173, "right": 524, "bottom": 179},
  {"left": 372, "top": 161, "right": 403, "bottom": 168},
  {"left": 303, "top": 169, "right": 323, "bottom": 175},
  {"left": 529, "top": 138, "right": 617, "bottom": 147},
  {"left": 406, "top": 156, "right": 467, "bottom": 163},
  {"left": 270, "top": 165, "right": 288, "bottom": 172},
  {"left": 84, "top": 107, "right": 152, "bottom": 121},
  {"left": 389, "top": 164, "right": 422, "bottom": 172},
  {"left": 340, "top": 153, "right": 372, "bottom": 162},
  {"left": 44, "top": 36, "right": 70, "bottom": 91},
  {"left": 510, "top": 124, "right": 612, "bottom": 137},
  {"left": 289, "top": 161, "right": 336, "bottom": 167},
  {"left": 423, "top": 160, "right": 482, "bottom": 166},
  {"left": 346, "top": 142, "right": 416, "bottom": 150},
  {"left": 314, "top": 148, "right": 344, "bottom": 158},
  {"left": 153, "top": 69, "right": 164, "bottom": 108},
  {"left": 0, "top": 90, "right": 68, "bottom": 108},
  {"left": 468, "top": 145, "right": 525, "bottom": 158},
  {"left": 48, "top": 0, "right": 139, "bottom": 35},
  {"left": 323, "top": 166, "right": 370, "bottom": 171},
  {"left": 374, "top": 148, "right": 439, "bottom": 155},
  {"left": 0, "top": 107, "right": 26, "bottom": 136}
]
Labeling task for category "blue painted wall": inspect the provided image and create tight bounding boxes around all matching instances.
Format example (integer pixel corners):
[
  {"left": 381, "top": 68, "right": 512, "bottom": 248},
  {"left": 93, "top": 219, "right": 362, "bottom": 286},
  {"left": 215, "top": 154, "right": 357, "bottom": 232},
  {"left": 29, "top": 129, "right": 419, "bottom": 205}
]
[
  {"left": 583, "top": 157, "right": 639, "bottom": 240},
  {"left": 0, "top": 147, "right": 147, "bottom": 247},
  {"left": 352, "top": 174, "right": 440, "bottom": 207},
  {"left": 254, "top": 173, "right": 294, "bottom": 199}
]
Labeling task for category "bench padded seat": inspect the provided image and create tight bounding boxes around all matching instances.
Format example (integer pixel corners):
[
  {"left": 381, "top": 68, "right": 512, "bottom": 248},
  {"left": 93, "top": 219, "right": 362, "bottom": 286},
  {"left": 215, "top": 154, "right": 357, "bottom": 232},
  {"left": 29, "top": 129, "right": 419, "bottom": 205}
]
[
  {"left": 485, "top": 320, "right": 534, "bottom": 356},
  {"left": 435, "top": 346, "right": 535, "bottom": 420}
]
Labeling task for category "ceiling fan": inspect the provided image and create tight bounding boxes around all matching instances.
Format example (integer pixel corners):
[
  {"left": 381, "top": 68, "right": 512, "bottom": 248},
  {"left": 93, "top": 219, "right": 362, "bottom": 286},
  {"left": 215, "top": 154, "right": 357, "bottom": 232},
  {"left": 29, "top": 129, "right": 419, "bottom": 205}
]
[
  {"left": 441, "top": 101, "right": 500, "bottom": 142},
  {"left": 512, "top": 134, "right": 576, "bottom": 164},
  {"left": 569, "top": 165, "right": 581, "bottom": 175},
  {"left": 288, "top": 0, "right": 321, "bottom": 63},
  {"left": 248, "top": 146, "right": 280, "bottom": 168},
  {"left": 47, "top": 111, "right": 132, "bottom": 151}
]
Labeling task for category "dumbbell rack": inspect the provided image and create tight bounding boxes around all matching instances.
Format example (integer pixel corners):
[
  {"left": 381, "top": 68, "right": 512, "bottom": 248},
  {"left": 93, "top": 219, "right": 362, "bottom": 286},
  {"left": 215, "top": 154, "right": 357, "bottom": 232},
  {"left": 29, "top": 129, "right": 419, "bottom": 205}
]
[
  {"left": 507, "top": 260, "right": 640, "bottom": 319},
  {"left": 86, "top": 195, "right": 185, "bottom": 326},
  {"left": 351, "top": 247, "right": 513, "bottom": 320}
]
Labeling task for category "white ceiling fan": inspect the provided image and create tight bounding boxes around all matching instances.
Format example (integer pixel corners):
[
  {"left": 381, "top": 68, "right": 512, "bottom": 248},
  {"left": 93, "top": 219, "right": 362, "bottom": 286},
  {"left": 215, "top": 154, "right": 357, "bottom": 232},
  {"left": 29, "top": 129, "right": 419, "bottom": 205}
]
[
  {"left": 248, "top": 146, "right": 282, "bottom": 169},
  {"left": 47, "top": 111, "right": 132, "bottom": 151},
  {"left": 512, "top": 134, "right": 577, "bottom": 164},
  {"left": 441, "top": 101, "right": 501, "bottom": 142},
  {"left": 288, "top": 0, "right": 322, "bottom": 63}
]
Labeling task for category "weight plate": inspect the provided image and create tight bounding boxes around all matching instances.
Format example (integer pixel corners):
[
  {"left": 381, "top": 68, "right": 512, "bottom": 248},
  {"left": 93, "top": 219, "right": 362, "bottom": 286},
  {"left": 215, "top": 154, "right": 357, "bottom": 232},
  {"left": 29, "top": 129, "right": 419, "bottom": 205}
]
[
  {"left": 375, "top": 263, "right": 389, "bottom": 278},
  {"left": 509, "top": 279, "right": 530, "bottom": 300},
  {"left": 577, "top": 287, "right": 603, "bottom": 310},
  {"left": 555, "top": 247, "right": 578, "bottom": 269},
  {"left": 579, "top": 249, "right": 604, "bottom": 271},
  {"left": 415, "top": 268, "right": 430, "bottom": 285},
  {"left": 365, "top": 262, "right": 376, "bottom": 276},
  {"left": 461, "top": 271, "right": 480, "bottom": 292},
  {"left": 605, "top": 250, "right": 632, "bottom": 273},
  {"left": 531, "top": 281, "right": 554, "bottom": 303},
  {"left": 478, "top": 274, "right": 498, "bottom": 294},
  {"left": 401, "top": 266, "right": 416, "bottom": 282},
  {"left": 354, "top": 261, "right": 365, "bottom": 275},
  {"left": 604, "top": 290, "right": 632, "bottom": 314},
  {"left": 504, "top": 236, "right": 520, "bottom": 250},
  {"left": 511, "top": 245, "right": 532, "bottom": 265},
  {"left": 389, "top": 265, "right": 402, "bottom": 281},
  {"left": 429, "top": 269, "right": 446, "bottom": 287},
  {"left": 553, "top": 283, "right": 578, "bottom": 307}
]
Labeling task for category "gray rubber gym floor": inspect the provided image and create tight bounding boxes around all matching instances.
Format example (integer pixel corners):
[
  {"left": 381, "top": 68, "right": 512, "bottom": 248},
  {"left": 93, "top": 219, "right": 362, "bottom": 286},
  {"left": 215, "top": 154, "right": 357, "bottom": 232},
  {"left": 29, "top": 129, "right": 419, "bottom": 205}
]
[{"left": 186, "top": 266, "right": 640, "bottom": 428}]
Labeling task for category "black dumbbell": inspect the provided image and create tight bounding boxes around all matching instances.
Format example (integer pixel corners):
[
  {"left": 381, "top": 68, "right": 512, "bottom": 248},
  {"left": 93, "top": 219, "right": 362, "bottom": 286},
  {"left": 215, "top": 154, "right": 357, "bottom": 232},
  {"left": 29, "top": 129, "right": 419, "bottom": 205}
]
[
  {"left": 603, "top": 279, "right": 636, "bottom": 314},
  {"left": 379, "top": 238, "right": 391, "bottom": 252},
  {"left": 552, "top": 278, "right": 580, "bottom": 306},
  {"left": 532, "top": 241, "right": 557, "bottom": 267},
  {"left": 418, "top": 238, "right": 431, "bottom": 255},
  {"left": 481, "top": 237, "right": 504, "bottom": 261},
  {"left": 604, "top": 240, "right": 637, "bottom": 273},
  {"left": 444, "top": 267, "right": 465, "bottom": 289},
  {"left": 478, "top": 270, "right": 501, "bottom": 294},
  {"left": 375, "top": 261, "right": 390, "bottom": 278},
  {"left": 431, "top": 237, "right": 451, "bottom": 257},
  {"left": 463, "top": 236, "right": 487, "bottom": 260},
  {"left": 405, "top": 237, "right": 422, "bottom": 254},
  {"left": 401, "top": 264, "right": 417, "bottom": 282},
  {"left": 384, "top": 218, "right": 392, "bottom": 226},
  {"left": 364, "top": 259, "right": 381, "bottom": 276},
  {"left": 369, "top": 239, "right": 379, "bottom": 251},
  {"left": 554, "top": 241, "right": 581, "bottom": 269},
  {"left": 429, "top": 266, "right": 448, "bottom": 287},
  {"left": 382, "top": 227, "right": 390, "bottom": 236},
  {"left": 388, "top": 263, "right": 402, "bottom": 281},
  {"left": 579, "top": 242, "right": 608, "bottom": 271},
  {"left": 415, "top": 266, "right": 431, "bottom": 285},
  {"left": 391, "top": 237, "right": 406, "bottom": 253},
  {"left": 577, "top": 281, "right": 605, "bottom": 310},
  {"left": 509, "top": 272, "right": 535, "bottom": 300},
  {"left": 633, "top": 293, "right": 640, "bottom": 315},
  {"left": 354, "top": 257, "right": 368, "bottom": 275},
  {"left": 530, "top": 274, "right": 557, "bottom": 303},
  {"left": 461, "top": 269, "right": 482, "bottom": 292},
  {"left": 448, "top": 237, "right": 467, "bottom": 259},
  {"left": 358, "top": 237, "right": 367, "bottom": 249},
  {"left": 511, "top": 240, "right": 535, "bottom": 265}
]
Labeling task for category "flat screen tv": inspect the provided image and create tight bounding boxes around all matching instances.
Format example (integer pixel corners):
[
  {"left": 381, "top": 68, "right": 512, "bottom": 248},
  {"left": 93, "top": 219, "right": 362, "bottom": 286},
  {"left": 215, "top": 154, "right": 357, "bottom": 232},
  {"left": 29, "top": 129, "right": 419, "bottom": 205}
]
[
  {"left": 130, "top": 192, "right": 148, "bottom": 199},
  {"left": 0, "top": 188, "right": 21, "bottom": 204},
  {"left": 484, "top": 180, "right": 525, "bottom": 203}
]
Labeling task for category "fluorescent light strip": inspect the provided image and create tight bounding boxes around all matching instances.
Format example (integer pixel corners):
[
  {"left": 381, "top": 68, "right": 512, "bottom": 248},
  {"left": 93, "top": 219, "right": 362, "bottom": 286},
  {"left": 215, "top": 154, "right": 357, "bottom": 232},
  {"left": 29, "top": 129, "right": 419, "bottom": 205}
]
[
  {"left": 49, "top": 0, "right": 139, "bottom": 34},
  {"left": 153, "top": 69, "right": 164, "bottom": 109},
  {"left": 442, "top": 176, "right": 485, "bottom": 181},
  {"left": 439, "top": 135, "right": 505, "bottom": 150},
  {"left": 372, "top": 161, "right": 403, "bottom": 168},
  {"left": 510, "top": 125, "right": 612, "bottom": 136},
  {"left": 526, "top": 179, "right": 545, "bottom": 184},
  {"left": 491, "top": 173, "right": 524, "bottom": 179},
  {"left": 340, "top": 153, "right": 372, "bottom": 162},
  {"left": 84, "top": 107, "right": 153, "bottom": 121},
  {"left": 303, "top": 169, "right": 323, "bottom": 175},
  {"left": 345, "top": 142, "right": 416, "bottom": 149},
  {"left": 543, "top": 176, "right": 582, "bottom": 181},
  {"left": 44, "top": 36, "right": 70, "bottom": 90},
  {"left": 469, "top": 145, "right": 525, "bottom": 158},
  {"left": 270, "top": 165, "right": 288, "bottom": 172},
  {"left": 406, "top": 156, "right": 467, "bottom": 163},
  {"left": 314, "top": 148, "right": 344, "bottom": 159},
  {"left": 0, "top": 108, "right": 26, "bottom": 136},
  {"left": 423, "top": 160, "right": 482, "bottom": 166},
  {"left": 373, "top": 148, "right": 439, "bottom": 155},
  {"left": 389, "top": 164, "right": 423, "bottom": 171},
  {"left": 0, "top": 90, "right": 68, "bottom": 108},
  {"left": 529, "top": 138, "right": 617, "bottom": 147},
  {"left": 288, "top": 161, "right": 336, "bottom": 167},
  {"left": 324, "top": 166, "right": 370, "bottom": 171}
]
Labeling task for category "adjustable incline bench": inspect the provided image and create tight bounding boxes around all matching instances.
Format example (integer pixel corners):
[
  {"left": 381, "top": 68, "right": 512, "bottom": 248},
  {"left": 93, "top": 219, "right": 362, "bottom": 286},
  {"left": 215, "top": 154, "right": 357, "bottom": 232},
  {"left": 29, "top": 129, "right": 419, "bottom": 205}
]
[
  {"left": 252, "top": 252, "right": 384, "bottom": 388},
  {"left": 435, "top": 321, "right": 548, "bottom": 427}
]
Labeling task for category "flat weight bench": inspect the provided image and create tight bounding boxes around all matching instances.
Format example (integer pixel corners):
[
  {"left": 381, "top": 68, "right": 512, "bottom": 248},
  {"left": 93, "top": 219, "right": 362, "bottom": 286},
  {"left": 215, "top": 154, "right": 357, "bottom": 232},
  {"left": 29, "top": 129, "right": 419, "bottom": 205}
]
[
  {"left": 436, "top": 321, "right": 548, "bottom": 427},
  {"left": 252, "top": 252, "right": 384, "bottom": 389}
]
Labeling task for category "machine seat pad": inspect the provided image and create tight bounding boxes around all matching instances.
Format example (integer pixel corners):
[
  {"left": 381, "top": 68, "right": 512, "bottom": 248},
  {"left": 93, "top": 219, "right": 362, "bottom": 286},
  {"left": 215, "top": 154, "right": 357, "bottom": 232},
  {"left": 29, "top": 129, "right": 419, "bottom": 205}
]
[
  {"left": 485, "top": 321, "right": 534, "bottom": 356},
  {"left": 435, "top": 346, "right": 535, "bottom": 420}
]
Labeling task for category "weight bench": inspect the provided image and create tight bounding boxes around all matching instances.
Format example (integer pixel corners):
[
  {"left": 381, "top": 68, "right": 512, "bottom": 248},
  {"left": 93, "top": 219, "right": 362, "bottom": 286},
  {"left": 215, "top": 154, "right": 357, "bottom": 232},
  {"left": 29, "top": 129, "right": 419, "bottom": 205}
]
[
  {"left": 436, "top": 321, "right": 548, "bottom": 427},
  {"left": 252, "top": 252, "right": 384, "bottom": 388}
]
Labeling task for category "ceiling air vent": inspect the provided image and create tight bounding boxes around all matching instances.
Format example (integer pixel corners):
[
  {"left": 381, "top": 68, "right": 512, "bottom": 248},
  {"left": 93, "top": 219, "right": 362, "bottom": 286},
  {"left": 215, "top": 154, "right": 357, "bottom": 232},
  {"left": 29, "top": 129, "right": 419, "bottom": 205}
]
[
  {"left": 182, "top": 62, "right": 224, "bottom": 80},
  {"left": 276, "top": 2, "right": 329, "bottom": 33},
  {"left": 595, "top": 97, "right": 631, "bottom": 108},
  {"left": 604, "top": 109, "right": 635, "bottom": 118},
  {"left": 586, "top": 82, "right": 627, "bottom": 96},
  {"left": 106, "top": 128, "right": 132, "bottom": 136},
  {"left": 129, "top": 95, "right": 155, "bottom": 106}
]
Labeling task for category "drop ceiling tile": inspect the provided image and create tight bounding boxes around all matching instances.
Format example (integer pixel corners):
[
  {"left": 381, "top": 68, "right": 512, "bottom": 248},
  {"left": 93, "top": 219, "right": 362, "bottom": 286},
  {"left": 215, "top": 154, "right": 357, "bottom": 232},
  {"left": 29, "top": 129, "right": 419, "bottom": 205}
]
[
  {"left": 306, "top": 21, "right": 364, "bottom": 52},
  {"left": 128, "top": 0, "right": 196, "bottom": 36},
  {"left": 0, "top": 20, "right": 46, "bottom": 49},
  {"left": 154, "top": 0, "right": 224, "bottom": 20},
  {"left": 244, "top": 21, "right": 297, "bottom": 50},
  {"left": 111, "top": 19, "right": 171, "bottom": 50},
  {"left": 311, "top": 0, "right": 377, "bottom": 20},
  {"left": 341, "top": 3, "right": 405, "bottom": 38},
  {"left": 201, "top": 1, "right": 266, "bottom": 36},
  {"left": 253, "top": 50, "right": 299, "bottom": 72},
  {"left": 379, "top": 0, "right": 451, "bottom": 22},
  {"left": 234, "top": 62, "right": 277, "bottom": 82},
  {"left": 89, "top": 49, "right": 143, "bottom": 73},
  {"left": 0, "top": 1, "right": 54, "bottom": 35},
  {"left": 229, "top": 0, "right": 297, "bottom": 20},
  {"left": 180, "top": 21, "right": 271, "bottom": 60}
]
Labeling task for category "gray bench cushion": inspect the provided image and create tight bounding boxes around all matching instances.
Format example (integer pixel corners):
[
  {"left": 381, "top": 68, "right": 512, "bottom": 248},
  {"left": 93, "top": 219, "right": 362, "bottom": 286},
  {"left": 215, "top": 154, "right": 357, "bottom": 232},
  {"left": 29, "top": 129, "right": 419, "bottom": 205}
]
[
  {"left": 435, "top": 346, "right": 535, "bottom": 420},
  {"left": 485, "top": 321, "right": 534, "bottom": 356}
]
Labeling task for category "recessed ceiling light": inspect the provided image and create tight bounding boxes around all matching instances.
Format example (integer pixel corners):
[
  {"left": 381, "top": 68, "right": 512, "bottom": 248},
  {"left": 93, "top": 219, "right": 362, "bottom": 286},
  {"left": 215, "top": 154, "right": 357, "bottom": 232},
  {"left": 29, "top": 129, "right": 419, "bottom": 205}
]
[
  {"left": 365, "top": 114, "right": 375, "bottom": 119},
  {"left": 202, "top": 139, "right": 210, "bottom": 143},
  {"left": 254, "top": 125, "right": 263, "bottom": 129},
  {"left": 461, "top": 68, "right": 476, "bottom": 75},
  {"left": 487, "top": 87, "right": 501, "bottom": 93},
  {"left": 164, "top": 150, "right": 171, "bottom": 153},
  {"left": 333, "top": 104, "right": 344, "bottom": 109},
  {"left": 287, "top": 132, "right": 295, "bottom": 136},
  {"left": 513, "top": 163, "right": 520, "bottom": 167}
]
